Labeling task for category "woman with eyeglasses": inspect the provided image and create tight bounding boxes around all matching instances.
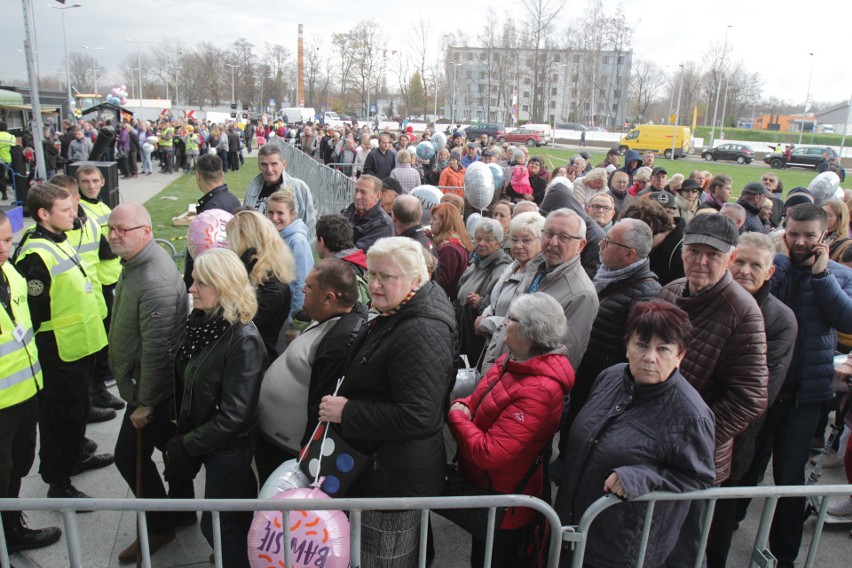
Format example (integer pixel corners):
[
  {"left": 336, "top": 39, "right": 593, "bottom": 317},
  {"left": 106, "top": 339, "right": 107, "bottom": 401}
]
[
  {"left": 476, "top": 212, "right": 546, "bottom": 373},
  {"left": 674, "top": 179, "right": 703, "bottom": 223},
  {"left": 457, "top": 218, "right": 512, "bottom": 364},
  {"left": 318, "top": 236, "right": 456, "bottom": 567}
]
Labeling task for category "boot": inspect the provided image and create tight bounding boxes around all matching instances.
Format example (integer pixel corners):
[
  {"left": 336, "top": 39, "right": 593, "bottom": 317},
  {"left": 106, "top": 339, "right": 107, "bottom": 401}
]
[
  {"left": 91, "top": 389, "right": 125, "bottom": 410},
  {"left": 3, "top": 513, "right": 61, "bottom": 553},
  {"left": 86, "top": 406, "right": 116, "bottom": 423}
]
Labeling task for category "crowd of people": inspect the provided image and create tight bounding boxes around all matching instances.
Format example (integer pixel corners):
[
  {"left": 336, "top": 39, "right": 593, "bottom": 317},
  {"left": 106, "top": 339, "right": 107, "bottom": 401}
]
[{"left": 2, "top": 117, "right": 852, "bottom": 568}]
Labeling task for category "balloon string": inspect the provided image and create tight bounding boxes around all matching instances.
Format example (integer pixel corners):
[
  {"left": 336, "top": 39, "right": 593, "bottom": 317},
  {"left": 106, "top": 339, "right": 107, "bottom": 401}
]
[{"left": 307, "top": 376, "right": 345, "bottom": 487}]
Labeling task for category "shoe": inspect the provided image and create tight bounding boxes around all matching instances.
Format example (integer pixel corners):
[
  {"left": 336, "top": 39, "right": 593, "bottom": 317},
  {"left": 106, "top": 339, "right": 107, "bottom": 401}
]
[
  {"left": 91, "top": 390, "right": 125, "bottom": 410},
  {"left": 828, "top": 496, "right": 852, "bottom": 517},
  {"left": 47, "top": 481, "right": 92, "bottom": 511},
  {"left": 809, "top": 451, "right": 844, "bottom": 468},
  {"left": 86, "top": 406, "right": 116, "bottom": 423},
  {"left": 4, "top": 514, "right": 62, "bottom": 553},
  {"left": 82, "top": 437, "right": 98, "bottom": 455},
  {"left": 174, "top": 511, "right": 197, "bottom": 527},
  {"left": 71, "top": 453, "right": 114, "bottom": 476},
  {"left": 118, "top": 530, "right": 176, "bottom": 564}
]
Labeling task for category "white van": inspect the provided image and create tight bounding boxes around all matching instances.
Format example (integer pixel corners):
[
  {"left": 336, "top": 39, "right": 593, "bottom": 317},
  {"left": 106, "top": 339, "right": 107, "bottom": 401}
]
[{"left": 522, "top": 123, "right": 553, "bottom": 144}]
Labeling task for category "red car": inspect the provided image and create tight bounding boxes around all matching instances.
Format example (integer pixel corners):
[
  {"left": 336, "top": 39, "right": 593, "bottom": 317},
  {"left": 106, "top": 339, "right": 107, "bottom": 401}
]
[{"left": 496, "top": 128, "right": 545, "bottom": 147}]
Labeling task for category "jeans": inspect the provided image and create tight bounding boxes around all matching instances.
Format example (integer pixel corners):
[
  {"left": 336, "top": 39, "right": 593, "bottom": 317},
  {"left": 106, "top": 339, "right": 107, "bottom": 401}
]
[
  {"left": 201, "top": 437, "right": 257, "bottom": 568},
  {"left": 142, "top": 149, "right": 153, "bottom": 174},
  {"left": 217, "top": 149, "right": 228, "bottom": 172},
  {"left": 766, "top": 399, "right": 821, "bottom": 563},
  {"left": 114, "top": 400, "right": 194, "bottom": 535}
]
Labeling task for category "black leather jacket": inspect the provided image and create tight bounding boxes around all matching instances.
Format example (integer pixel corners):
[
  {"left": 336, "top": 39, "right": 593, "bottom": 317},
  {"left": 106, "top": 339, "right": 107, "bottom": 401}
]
[{"left": 176, "top": 320, "right": 266, "bottom": 457}]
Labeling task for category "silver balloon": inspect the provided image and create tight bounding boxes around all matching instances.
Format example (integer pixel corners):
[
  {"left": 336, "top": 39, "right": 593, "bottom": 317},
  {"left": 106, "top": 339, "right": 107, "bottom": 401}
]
[
  {"left": 258, "top": 459, "right": 310, "bottom": 500},
  {"left": 807, "top": 171, "right": 841, "bottom": 204},
  {"left": 487, "top": 163, "right": 505, "bottom": 192},
  {"left": 465, "top": 162, "right": 495, "bottom": 211},
  {"left": 466, "top": 212, "right": 483, "bottom": 237},
  {"left": 431, "top": 131, "right": 447, "bottom": 153},
  {"left": 416, "top": 140, "right": 436, "bottom": 161},
  {"left": 411, "top": 185, "right": 443, "bottom": 223}
]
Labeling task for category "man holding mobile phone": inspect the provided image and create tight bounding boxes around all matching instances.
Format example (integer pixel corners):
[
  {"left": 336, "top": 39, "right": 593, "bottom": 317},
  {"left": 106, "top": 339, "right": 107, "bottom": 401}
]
[{"left": 760, "top": 203, "right": 852, "bottom": 567}]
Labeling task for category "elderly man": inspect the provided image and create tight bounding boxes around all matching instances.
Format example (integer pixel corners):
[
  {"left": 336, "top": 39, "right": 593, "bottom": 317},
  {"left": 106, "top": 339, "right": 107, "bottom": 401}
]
[
  {"left": 697, "top": 174, "right": 733, "bottom": 212},
  {"left": 392, "top": 194, "right": 432, "bottom": 252},
  {"left": 363, "top": 133, "right": 397, "bottom": 179},
  {"left": 706, "top": 231, "right": 798, "bottom": 568},
  {"left": 737, "top": 182, "right": 770, "bottom": 233},
  {"left": 659, "top": 214, "right": 768, "bottom": 566},
  {"left": 540, "top": 180, "right": 605, "bottom": 279},
  {"left": 342, "top": 174, "right": 394, "bottom": 252},
  {"left": 244, "top": 142, "right": 316, "bottom": 240},
  {"left": 762, "top": 204, "right": 852, "bottom": 567},
  {"left": 761, "top": 172, "right": 784, "bottom": 229},
  {"left": 517, "top": 208, "right": 598, "bottom": 368},
  {"left": 108, "top": 203, "right": 192, "bottom": 563},
  {"left": 720, "top": 203, "right": 747, "bottom": 234}
]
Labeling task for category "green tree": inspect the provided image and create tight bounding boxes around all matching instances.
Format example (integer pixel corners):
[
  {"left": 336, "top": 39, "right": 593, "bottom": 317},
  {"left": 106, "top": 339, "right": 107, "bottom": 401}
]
[{"left": 407, "top": 71, "right": 426, "bottom": 116}]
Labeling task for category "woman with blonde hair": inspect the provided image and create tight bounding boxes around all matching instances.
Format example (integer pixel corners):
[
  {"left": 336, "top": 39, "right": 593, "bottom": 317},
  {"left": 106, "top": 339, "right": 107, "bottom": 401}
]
[
  {"left": 822, "top": 198, "right": 852, "bottom": 261},
  {"left": 429, "top": 202, "right": 473, "bottom": 297},
  {"left": 227, "top": 210, "right": 295, "bottom": 360},
  {"left": 166, "top": 248, "right": 265, "bottom": 568}
]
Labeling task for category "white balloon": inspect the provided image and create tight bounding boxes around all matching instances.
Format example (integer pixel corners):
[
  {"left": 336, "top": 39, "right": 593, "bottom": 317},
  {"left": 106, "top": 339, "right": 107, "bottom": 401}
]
[
  {"left": 258, "top": 459, "right": 310, "bottom": 500},
  {"left": 431, "top": 131, "right": 447, "bottom": 153},
  {"left": 466, "top": 212, "right": 482, "bottom": 237},
  {"left": 465, "top": 162, "right": 495, "bottom": 210},
  {"left": 411, "top": 185, "right": 443, "bottom": 223},
  {"left": 807, "top": 171, "right": 841, "bottom": 204}
]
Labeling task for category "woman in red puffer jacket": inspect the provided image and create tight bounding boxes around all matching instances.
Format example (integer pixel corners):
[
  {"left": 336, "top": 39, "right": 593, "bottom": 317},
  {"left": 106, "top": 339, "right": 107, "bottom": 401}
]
[{"left": 448, "top": 293, "right": 574, "bottom": 568}]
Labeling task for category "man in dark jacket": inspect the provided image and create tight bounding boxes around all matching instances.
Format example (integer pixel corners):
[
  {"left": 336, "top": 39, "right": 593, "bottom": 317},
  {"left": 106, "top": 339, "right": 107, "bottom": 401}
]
[
  {"left": 107, "top": 203, "right": 193, "bottom": 563},
  {"left": 392, "top": 194, "right": 433, "bottom": 253},
  {"left": 539, "top": 181, "right": 603, "bottom": 279},
  {"left": 763, "top": 204, "right": 852, "bottom": 567},
  {"left": 737, "top": 182, "right": 770, "bottom": 234},
  {"left": 362, "top": 133, "right": 396, "bottom": 179},
  {"left": 659, "top": 214, "right": 768, "bottom": 566},
  {"left": 342, "top": 175, "right": 393, "bottom": 252},
  {"left": 707, "top": 231, "right": 798, "bottom": 568},
  {"left": 226, "top": 126, "right": 241, "bottom": 172}
]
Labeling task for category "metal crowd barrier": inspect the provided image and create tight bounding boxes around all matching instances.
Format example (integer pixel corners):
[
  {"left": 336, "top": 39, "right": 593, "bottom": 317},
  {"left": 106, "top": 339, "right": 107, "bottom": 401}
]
[
  {"left": 564, "top": 484, "right": 852, "bottom": 568},
  {"left": 0, "top": 494, "right": 562, "bottom": 568},
  {"left": 275, "top": 140, "right": 354, "bottom": 216}
]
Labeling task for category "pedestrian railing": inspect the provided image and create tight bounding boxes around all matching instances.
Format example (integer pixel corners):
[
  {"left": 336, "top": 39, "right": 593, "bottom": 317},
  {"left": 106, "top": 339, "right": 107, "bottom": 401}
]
[
  {"left": 0, "top": 494, "right": 563, "bottom": 568},
  {"left": 273, "top": 139, "right": 354, "bottom": 216},
  {"left": 563, "top": 483, "right": 852, "bottom": 568}
]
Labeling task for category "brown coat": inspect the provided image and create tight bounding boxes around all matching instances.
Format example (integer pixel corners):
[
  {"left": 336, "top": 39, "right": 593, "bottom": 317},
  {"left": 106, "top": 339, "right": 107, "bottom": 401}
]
[{"left": 658, "top": 270, "right": 768, "bottom": 484}]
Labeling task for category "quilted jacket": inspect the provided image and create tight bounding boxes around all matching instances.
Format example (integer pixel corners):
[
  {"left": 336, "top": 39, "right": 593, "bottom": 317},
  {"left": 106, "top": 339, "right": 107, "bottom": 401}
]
[
  {"left": 659, "top": 271, "right": 768, "bottom": 484},
  {"left": 448, "top": 350, "right": 574, "bottom": 529},
  {"left": 338, "top": 281, "right": 456, "bottom": 498}
]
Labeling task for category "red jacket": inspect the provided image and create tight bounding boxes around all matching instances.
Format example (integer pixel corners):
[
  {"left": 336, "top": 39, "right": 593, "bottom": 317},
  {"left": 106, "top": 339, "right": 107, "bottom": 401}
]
[{"left": 448, "top": 350, "right": 574, "bottom": 529}]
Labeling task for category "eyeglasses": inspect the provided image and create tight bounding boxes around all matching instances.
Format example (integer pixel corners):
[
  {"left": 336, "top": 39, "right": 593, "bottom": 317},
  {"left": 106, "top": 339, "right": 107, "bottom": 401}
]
[
  {"left": 601, "top": 237, "right": 633, "bottom": 250},
  {"left": 505, "top": 315, "right": 519, "bottom": 323},
  {"left": 542, "top": 230, "right": 584, "bottom": 244},
  {"left": 588, "top": 204, "right": 613, "bottom": 212},
  {"left": 509, "top": 236, "right": 540, "bottom": 246},
  {"left": 366, "top": 271, "right": 403, "bottom": 284},
  {"left": 473, "top": 236, "right": 498, "bottom": 244},
  {"left": 107, "top": 225, "right": 146, "bottom": 237}
]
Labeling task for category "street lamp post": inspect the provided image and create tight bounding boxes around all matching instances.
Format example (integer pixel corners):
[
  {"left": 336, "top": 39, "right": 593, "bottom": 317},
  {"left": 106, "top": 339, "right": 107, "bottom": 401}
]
[
  {"left": 48, "top": 2, "right": 81, "bottom": 120},
  {"left": 671, "top": 64, "right": 684, "bottom": 160},
  {"left": 720, "top": 78, "right": 730, "bottom": 141},
  {"left": 225, "top": 63, "right": 238, "bottom": 107},
  {"left": 22, "top": 0, "right": 47, "bottom": 180},
  {"left": 799, "top": 52, "right": 815, "bottom": 145},
  {"left": 553, "top": 63, "right": 568, "bottom": 148},
  {"left": 709, "top": 24, "right": 732, "bottom": 148},
  {"left": 124, "top": 38, "right": 151, "bottom": 115}
]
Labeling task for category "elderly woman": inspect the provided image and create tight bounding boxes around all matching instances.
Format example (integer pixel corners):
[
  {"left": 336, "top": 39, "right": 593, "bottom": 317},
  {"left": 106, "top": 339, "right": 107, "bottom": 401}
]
[
  {"left": 430, "top": 203, "right": 473, "bottom": 298},
  {"left": 609, "top": 171, "right": 635, "bottom": 216},
  {"left": 166, "top": 249, "right": 265, "bottom": 568},
  {"left": 449, "top": 293, "right": 574, "bottom": 567},
  {"left": 457, "top": 218, "right": 512, "bottom": 363},
  {"left": 318, "top": 237, "right": 455, "bottom": 566},
  {"left": 390, "top": 149, "right": 422, "bottom": 193},
  {"left": 674, "top": 179, "right": 702, "bottom": 223},
  {"left": 477, "top": 212, "right": 546, "bottom": 373},
  {"left": 555, "top": 300, "right": 716, "bottom": 568},
  {"left": 572, "top": 167, "right": 609, "bottom": 204},
  {"left": 822, "top": 198, "right": 852, "bottom": 261},
  {"left": 666, "top": 172, "right": 684, "bottom": 193},
  {"left": 585, "top": 192, "right": 617, "bottom": 231},
  {"left": 226, "top": 210, "right": 295, "bottom": 361}
]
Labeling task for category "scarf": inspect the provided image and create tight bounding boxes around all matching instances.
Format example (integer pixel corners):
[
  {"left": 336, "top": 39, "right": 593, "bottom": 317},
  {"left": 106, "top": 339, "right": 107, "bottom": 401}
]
[
  {"left": 179, "top": 309, "right": 231, "bottom": 360},
  {"left": 593, "top": 258, "right": 650, "bottom": 293},
  {"left": 368, "top": 285, "right": 421, "bottom": 327}
]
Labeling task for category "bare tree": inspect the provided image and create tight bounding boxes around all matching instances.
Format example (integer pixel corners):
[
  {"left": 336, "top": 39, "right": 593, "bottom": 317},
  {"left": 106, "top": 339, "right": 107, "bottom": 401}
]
[
  {"left": 522, "top": 0, "right": 565, "bottom": 121},
  {"left": 68, "top": 51, "right": 96, "bottom": 94},
  {"left": 628, "top": 57, "right": 667, "bottom": 121}
]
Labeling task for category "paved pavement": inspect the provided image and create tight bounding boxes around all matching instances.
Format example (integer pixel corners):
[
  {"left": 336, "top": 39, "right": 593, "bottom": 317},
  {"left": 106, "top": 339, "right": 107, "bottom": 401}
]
[{"left": 5, "top": 164, "right": 851, "bottom": 567}]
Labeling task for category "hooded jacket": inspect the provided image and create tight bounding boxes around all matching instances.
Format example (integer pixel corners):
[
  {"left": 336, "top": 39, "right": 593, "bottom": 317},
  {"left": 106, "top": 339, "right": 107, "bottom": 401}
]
[
  {"left": 282, "top": 219, "right": 313, "bottom": 322},
  {"left": 616, "top": 149, "right": 642, "bottom": 184},
  {"left": 448, "top": 350, "right": 575, "bottom": 529}
]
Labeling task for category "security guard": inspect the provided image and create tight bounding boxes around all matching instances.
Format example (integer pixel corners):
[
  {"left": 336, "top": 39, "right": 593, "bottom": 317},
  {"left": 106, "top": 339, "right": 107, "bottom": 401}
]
[
  {"left": 14, "top": 183, "right": 113, "bottom": 500},
  {"left": 0, "top": 210, "right": 62, "bottom": 552},
  {"left": 74, "top": 166, "right": 125, "bottom": 411},
  {"left": 0, "top": 121, "right": 15, "bottom": 200},
  {"left": 159, "top": 120, "right": 174, "bottom": 174}
]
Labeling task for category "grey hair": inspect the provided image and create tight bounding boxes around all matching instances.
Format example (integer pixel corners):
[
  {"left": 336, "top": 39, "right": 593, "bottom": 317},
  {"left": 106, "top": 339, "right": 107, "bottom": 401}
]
[
  {"left": 634, "top": 166, "right": 653, "bottom": 182},
  {"left": 584, "top": 167, "right": 609, "bottom": 186},
  {"left": 367, "top": 236, "right": 429, "bottom": 284},
  {"left": 475, "top": 217, "right": 504, "bottom": 242},
  {"left": 508, "top": 293, "right": 567, "bottom": 354},
  {"left": 546, "top": 208, "right": 587, "bottom": 239},
  {"left": 258, "top": 142, "right": 285, "bottom": 159},
  {"left": 508, "top": 211, "right": 546, "bottom": 238},
  {"left": 721, "top": 202, "right": 746, "bottom": 222},
  {"left": 737, "top": 231, "right": 775, "bottom": 262},
  {"left": 617, "top": 218, "right": 653, "bottom": 259}
]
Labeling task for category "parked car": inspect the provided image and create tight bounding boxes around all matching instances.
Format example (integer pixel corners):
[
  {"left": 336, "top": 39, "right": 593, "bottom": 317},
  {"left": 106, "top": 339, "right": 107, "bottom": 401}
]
[
  {"left": 463, "top": 122, "right": 507, "bottom": 141},
  {"left": 497, "top": 128, "right": 545, "bottom": 147},
  {"left": 702, "top": 143, "right": 754, "bottom": 164},
  {"left": 763, "top": 146, "right": 838, "bottom": 169},
  {"left": 587, "top": 126, "right": 608, "bottom": 132},
  {"left": 556, "top": 122, "right": 587, "bottom": 131}
]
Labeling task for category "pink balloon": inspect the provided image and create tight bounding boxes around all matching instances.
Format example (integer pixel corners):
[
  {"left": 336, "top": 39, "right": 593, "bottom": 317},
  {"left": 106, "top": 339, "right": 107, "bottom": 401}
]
[
  {"left": 247, "top": 486, "right": 350, "bottom": 568},
  {"left": 120, "top": 97, "right": 127, "bottom": 105},
  {"left": 121, "top": 84, "right": 127, "bottom": 90},
  {"left": 187, "top": 209, "right": 232, "bottom": 259}
]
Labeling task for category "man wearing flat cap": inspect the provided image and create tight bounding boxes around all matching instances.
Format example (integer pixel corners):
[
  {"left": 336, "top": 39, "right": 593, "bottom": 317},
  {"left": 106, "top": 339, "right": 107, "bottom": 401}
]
[
  {"left": 738, "top": 182, "right": 771, "bottom": 234},
  {"left": 659, "top": 214, "right": 768, "bottom": 565}
]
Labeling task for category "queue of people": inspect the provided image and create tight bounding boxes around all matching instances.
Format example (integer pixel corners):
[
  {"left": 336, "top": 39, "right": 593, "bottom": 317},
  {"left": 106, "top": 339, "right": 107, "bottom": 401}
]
[{"left": 3, "top": 128, "right": 852, "bottom": 568}]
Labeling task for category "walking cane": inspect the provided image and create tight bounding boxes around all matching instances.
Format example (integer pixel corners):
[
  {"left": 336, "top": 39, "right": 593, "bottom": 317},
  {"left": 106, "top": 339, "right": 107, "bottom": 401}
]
[{"left": 136, "top": 427, "right": 143, "bottom": 568}]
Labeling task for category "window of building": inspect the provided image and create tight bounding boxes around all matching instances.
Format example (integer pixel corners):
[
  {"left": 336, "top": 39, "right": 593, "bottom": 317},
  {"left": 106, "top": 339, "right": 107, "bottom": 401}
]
[
  {"left": 612, "top": 103, "right": 618, "bottom": 112},
  {"left": 522, "top": 105, "right": 529, "bottom": 112},
  {"left": 480, "top": 72, "right": 487, "bottom": 80},
  {"left": 479, "top": 53, "right": 486, "bottom": 61},
  {"left": 603, "top": 56, "right": 611, "bottom": 64},
  {"left": 554, "top": 54, "right": 561, "bottom": 63},
  {"left": 618, "top": 55, "right": 624, "bottom": 64},
  {"left": 524, "top": 78, "right": 531, "bottom": 85},
  {"left": 550, "top": 101, "right": 556, "bottom": 109},
  {"left": 523, "top": 91, "right": 530, "bottom": 99},
  {"left": 466, "top": 71, "right": 473, "bottom": 79},
  {"left": 551, "top": 87, "right": 558, "bottom": 96},
  {"left": 551, "top": 74, "right": 558, "bottom": 82}
]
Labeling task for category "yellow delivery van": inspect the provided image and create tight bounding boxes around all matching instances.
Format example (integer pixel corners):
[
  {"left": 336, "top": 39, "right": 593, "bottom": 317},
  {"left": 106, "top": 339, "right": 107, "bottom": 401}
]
[{"left": 618, "top": 125, "right": 693, "bottom": 159}]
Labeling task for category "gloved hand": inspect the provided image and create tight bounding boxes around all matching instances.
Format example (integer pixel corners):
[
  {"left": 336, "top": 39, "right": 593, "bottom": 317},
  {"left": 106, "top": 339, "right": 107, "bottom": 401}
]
[{"left": 165, "top": 436, "right": 202, "bottom": 480}]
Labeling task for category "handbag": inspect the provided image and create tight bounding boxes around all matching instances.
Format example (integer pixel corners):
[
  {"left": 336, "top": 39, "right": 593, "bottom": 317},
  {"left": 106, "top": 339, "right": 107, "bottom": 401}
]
[{"left": 298, "top": 417, "right": 372, "bottom": 497}]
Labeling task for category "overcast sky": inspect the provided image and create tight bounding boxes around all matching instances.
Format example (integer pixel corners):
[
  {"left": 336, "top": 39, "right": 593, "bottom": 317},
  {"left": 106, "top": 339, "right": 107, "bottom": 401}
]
[{"left": 3, "top": 0, "right": 849, "bottom": 107}]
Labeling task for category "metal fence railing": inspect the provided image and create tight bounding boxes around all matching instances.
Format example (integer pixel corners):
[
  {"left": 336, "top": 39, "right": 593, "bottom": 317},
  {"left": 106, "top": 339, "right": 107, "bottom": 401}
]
[
  {"left": 274, "top": 139, "right": 354, "bottom": 216},
  {"left": 0, "top": 494, "right": 563, "bottom": 568},
  {"left": 564, "top": 483, "right": 852, "bottom": 568}
]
